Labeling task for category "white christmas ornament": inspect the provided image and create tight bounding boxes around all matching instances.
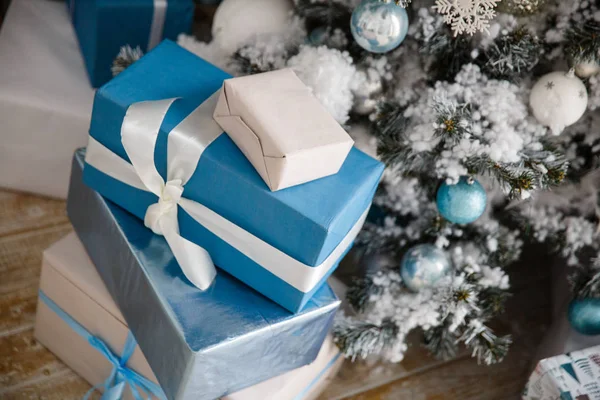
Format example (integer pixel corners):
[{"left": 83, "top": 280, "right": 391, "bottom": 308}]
[
  {"left": 434, "top": 0, "right": 501, "bottom": 36},
  {"left": 574, "top": 61, "right": 600, "bottom": 79},
  {"left": 212, "top": 0, "right": 293, "bottom": 54},
  {"left": 529, "top": 70, "right": 588, "bottom": 135}
]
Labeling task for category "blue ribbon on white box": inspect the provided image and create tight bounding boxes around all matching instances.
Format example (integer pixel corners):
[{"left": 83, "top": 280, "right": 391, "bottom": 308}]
[
  {"left": 85, "top": 92, "right": 369, "bottom": 293},
  {"left": 38, "top": 290, "right": 166, "bottom": 400}
]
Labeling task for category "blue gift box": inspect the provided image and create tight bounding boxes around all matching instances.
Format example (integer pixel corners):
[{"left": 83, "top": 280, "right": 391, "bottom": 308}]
[
  {"left": 83, "top": 40, "right": 384, "bottom": 312},
  {"left": 66, "top": 0, "right": 193, "bottom": 87},
  {"left": 67, "top": 149, "right": 340, "bottom": 400}
]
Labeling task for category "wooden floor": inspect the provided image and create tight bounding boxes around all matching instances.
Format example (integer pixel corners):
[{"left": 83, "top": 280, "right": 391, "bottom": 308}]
[{"left": 0, "top": 189, "right": 553, "bottom": 399}]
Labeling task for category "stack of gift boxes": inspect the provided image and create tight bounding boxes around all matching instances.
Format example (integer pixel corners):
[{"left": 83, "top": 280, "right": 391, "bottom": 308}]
[{"left": 12, "top": 0, "right": 385, "bottom": 398}]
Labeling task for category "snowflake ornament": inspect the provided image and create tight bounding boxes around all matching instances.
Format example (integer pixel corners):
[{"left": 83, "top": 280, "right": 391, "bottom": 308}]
[{"left": 434, "top": 0, "right": 501, "bottom": 36}]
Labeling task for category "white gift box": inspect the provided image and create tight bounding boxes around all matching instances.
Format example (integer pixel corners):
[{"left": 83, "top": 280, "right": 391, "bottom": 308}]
[
  {"left": 214, "top": 69, "right": 354, "bottom": 191},
  {"left": 35, "top": 232, "right": 343, "bottom": 399},
  {"left": 523, "top": 345, "right": 600, "bottom": 400},
  {"left": 0, "top": 0, "right": 94, "bottom": 198},
  {"left": 35, "top": 233, "right": 160, "bottom": 400}
]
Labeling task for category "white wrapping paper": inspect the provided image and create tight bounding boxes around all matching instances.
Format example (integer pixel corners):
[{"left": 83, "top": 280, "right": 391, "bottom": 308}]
[
  {"left": 524, "top": 345, "right": 600, "bottom": 399},
  {"left": 214, "top": 69, "right": 354, "bottom": 191},
  {"left": 0, "top": 0, "right": 94, "bottom": 198}
]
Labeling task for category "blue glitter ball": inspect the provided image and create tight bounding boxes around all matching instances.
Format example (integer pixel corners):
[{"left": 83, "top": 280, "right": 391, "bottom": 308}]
[
  {"left": 350, "top": 0, "right": 409, "bottom": 54},
  {"left": 436, "top": 177, "right": 487, "bottom": 225},
  {"left": 400, "top": 244, "right": 451, "bottom": 292},
  {"left": 568, "top": 298, "right": 600, "bottom": 336}
]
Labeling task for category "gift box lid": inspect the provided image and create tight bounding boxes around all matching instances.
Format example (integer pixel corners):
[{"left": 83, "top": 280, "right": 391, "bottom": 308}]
[
  {"left": 69, "top": 149, "right": 341, "bottom": 400},
  {"left": 88, "top": 40, "right": 384, "bottom": 268},
  {"left": 213, "top": 69, "right": 354, "bottom": 191}
]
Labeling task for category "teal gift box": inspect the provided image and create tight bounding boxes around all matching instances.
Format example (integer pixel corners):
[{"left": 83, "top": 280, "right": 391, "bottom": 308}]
[
  {"left": 66, "top": 0, "right": 193, "bottom": 87},
  {"left": 83, "top": 40, "right": 384, "bottom": 312}
]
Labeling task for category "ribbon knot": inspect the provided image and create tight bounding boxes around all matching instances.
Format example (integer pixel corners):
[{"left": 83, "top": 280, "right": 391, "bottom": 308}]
[
  {"left": 145, "top": 179, "right": 184, "bottom": 235},
  {"left": 38, "top": 291, "right": 166, "bottom": 400},
  {"left": 83, "top": 333, "right": 165, "bottom": 400}
]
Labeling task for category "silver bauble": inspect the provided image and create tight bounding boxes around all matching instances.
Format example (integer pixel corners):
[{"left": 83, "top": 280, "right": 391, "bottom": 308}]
[
  {"left": 400, "top": 244, "right": 452, "bottom": 292},
  {"left": 350, "top": 0, "right": 409, "bottom": 54}
]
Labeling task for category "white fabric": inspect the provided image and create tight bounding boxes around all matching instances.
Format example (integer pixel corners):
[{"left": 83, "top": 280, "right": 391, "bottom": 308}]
[
  {"left": 0, "top": 0, "right": 94, "bottom": 198},
  {"left": 85, "top": 95, "right": 369, "bottom": 293}
]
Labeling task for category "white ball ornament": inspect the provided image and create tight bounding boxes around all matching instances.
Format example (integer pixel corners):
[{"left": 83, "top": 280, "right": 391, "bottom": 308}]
[
  {"left": 212, "top": 0, "right": 293, "bottom": 54},
  {"left": 529, "top": 70, "right": 588, "bottom": 135}
]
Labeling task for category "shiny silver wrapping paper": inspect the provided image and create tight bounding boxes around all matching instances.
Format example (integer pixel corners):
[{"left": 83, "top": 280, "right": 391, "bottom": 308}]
[{"left": 67, "top": 149, "right": 341, "bottom": 400}]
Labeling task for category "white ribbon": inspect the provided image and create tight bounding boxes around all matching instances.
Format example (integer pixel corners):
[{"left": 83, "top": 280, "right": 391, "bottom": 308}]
[
  {"left": 85, "top": 93, "right": 369, "bottom": 293},
  {"left": 148, "top": 0, "right": 167, "bottom": 50}
]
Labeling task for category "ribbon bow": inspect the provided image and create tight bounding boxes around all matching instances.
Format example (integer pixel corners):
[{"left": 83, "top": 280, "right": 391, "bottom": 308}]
[
  {"left": 118, "top": 96, "right": 223, "bottom": 290},
  {"left": 38, "top": 291, "right": 166, "bottom": 400}
]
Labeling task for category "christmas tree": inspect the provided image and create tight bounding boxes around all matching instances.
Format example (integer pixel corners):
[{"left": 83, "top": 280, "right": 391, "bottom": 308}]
[{"left": 169, "top": 0, "right": 600, "bottom": 365}]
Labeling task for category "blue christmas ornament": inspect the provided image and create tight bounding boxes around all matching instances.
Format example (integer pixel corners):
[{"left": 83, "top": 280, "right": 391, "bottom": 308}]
[
  {"left": 400, "top": 244, "right": 451, "bottom": 292},
  {"left": 568, "top": 298, "right": 600, "bottom": 335},
  {"left": 350, "top": 0, "right": 409, "bottom": 54},
  {"left": 436, "top": 177, "right": 487, "bottom": 225},
  {"left": 307, "top": 27, "right": 328, "bottom": 46}
]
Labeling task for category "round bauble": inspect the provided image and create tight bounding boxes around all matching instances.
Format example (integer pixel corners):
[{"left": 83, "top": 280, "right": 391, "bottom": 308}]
[
  {"left": 568, "top": 298, "right": 600, "bottom": 336},
  {"left": 436, "top": 177, "right": 487, "bottom": 225},
  {"left": 350, "top": 0, "right": 409, "bottom": 54},
  {"left": 212, "top": 0, "right": 292, "bottom": 54},
  {"left": 497, "top": 0, "right": 547, "bottom": 15},
  {"left": 574, "top": 61, "right": 600, "bottom": 79},
  {"left": 400, "top": 244, "right": 452, "bottom": 292},
  {"left": 529, "top": 70, "right": 588, "bottom": 135},
  {"left": 307, "top": 27, "right": 328, "bottom": 47}
]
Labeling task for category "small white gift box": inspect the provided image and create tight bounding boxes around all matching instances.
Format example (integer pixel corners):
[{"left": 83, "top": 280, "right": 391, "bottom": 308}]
[{"left": 213, "top": 68, "right": 354, "bottom": 191}]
